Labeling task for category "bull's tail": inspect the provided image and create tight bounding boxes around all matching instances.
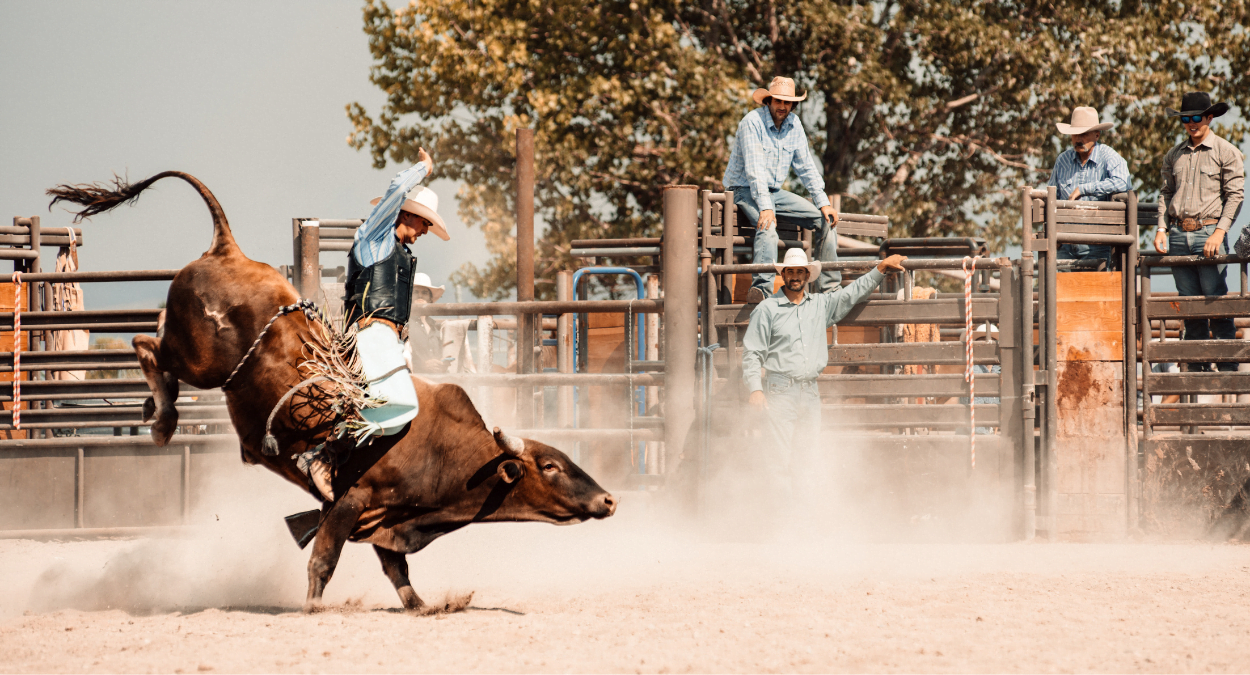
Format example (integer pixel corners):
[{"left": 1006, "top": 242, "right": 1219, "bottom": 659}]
[{"left": 47, "top": 170, "right": 239, "bottom": 256}]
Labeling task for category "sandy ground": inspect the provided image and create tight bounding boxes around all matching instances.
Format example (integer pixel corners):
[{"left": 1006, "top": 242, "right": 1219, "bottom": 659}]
[{"left": 2, "top": 484, "right": 1250, "bottom": 674}]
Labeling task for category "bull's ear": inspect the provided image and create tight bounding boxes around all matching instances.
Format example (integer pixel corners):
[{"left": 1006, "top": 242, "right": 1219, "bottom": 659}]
[
  {"left": 497, "top": 459, "right": 524, "bottom": 484},
  {"left": 493, "top": 427, "right": 526, "bottom": 456}
]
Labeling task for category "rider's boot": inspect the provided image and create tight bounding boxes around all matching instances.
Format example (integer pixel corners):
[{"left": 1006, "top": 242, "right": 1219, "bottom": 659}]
[{"left": 307, "top": 458, "right": 335, "bottom": 502}]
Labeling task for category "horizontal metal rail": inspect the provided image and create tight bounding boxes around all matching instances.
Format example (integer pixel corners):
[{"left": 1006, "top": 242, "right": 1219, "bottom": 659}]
[
  {"left": 8, "top": 270, "right": 179, "bottom": 283},
  {"left": 413, "top": 298, "right": 663, "bottom": 317},
  {"left": 570, "top": 238, "right": 660, "bottom": 248},
  {"left": 572, "top": 247, "right": 661, "bottom": 257},
  {"left": 421, "top": 373, "right": 663, "bottom": 386},
  {"left": 708, "top": 258, "right": 1002, "bottom": 274},
  {"left": 1142, "top": 253, "right": 1250, "bottom": 267},
  {"left": 0, "top": 433, "right": 236, "bottom": 449}
]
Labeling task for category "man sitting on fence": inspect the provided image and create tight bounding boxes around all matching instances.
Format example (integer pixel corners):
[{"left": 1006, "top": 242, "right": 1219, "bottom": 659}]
[
  {"left": 742, "top": 248, "right": 905, "bottom": 504},
  {"left": 1047, "top": 106, "right": 1131, "bottom": 267},
  {"left": 1154, "top": 92, "right": 1245, "bottom": 373},
  {"left": 723, "top": 76, "right": 840, "bottom": 304}
]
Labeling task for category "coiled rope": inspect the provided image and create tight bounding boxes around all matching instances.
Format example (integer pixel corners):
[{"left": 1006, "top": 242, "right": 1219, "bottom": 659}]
[
  {"left": 11, "top": 272, "right": 20, "bottom": 429},
  {"left": 221, "top": 299, "right": 321, "bottom": 390},
  {"left": 962, "top": 256, "right": 979, "bottom": 469}
]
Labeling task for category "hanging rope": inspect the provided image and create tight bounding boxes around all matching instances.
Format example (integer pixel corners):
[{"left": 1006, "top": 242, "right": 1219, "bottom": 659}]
[
  {"left": 962, "top": 256, "right": 979, "bottom": 469},
  {"left": 12, "top": 271, "right": 21, "bottom": 430}
]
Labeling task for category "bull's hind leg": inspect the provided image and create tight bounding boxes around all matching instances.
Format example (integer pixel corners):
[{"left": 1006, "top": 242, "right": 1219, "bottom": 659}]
[
  {"left": 374, "top": 545, "right": 424, "bottom": 611},
  {"left": 133, "top": 335, "right": 179, "bottom": 445},
  {"left": 304, "top": 495, "right": 365, "bottom": 612}
]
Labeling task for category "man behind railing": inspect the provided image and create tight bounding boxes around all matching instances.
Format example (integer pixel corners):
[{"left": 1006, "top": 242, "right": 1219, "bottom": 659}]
[
  {"left": 1046, "top": 107, "right": 1131, "bottom": 268},
  {"left": 1154, "top": 92, "right": 1245, "bottom": 372},
  {"left": 742, "top": 249, "right": 905, "bottom": 507}
]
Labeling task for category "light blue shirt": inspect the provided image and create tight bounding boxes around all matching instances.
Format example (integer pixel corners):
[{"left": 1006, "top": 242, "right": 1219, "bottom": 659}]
[
  {"left": 1046, "top": 143, "right": 1131, "bottom": 201},
  {"left": 722, "top": 107, "right": 830, "bottom": 213},
  {"left": 352, "top": 161, "right": 430, "bottom": 266},
  {"left": 742, "top": 268, "right": 884, "bottom": 393}
]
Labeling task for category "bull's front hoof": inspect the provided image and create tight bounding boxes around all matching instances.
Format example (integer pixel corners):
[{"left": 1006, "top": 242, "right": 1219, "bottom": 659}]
[
  {"left": 150, "top": 408, "right": 179, "bottom": 446},
  {"left": 302, "top": 600, "right": 325, "bottom": 614},
  {"left": 141, "top": 397, "right": 156, "bottom": 422}
]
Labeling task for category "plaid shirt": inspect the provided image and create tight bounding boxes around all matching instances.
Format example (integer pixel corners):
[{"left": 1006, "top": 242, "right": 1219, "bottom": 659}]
[
  {"left": 1046, "top": 143, "right": 1131, "bottom": 202},
  {"left": 722, "top": 107, "right": 829, "bottom": 213},
  {"left": 352, "top": 161, "right": 430, "bottom": 266}
]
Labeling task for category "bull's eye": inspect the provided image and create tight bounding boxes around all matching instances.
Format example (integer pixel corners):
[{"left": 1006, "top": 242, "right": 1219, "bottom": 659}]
[{"left": 542, "top": 462, "right": 558, "bottom": 472}]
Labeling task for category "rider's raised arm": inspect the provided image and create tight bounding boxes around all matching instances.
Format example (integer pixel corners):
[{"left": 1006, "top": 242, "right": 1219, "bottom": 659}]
[
  {"left": 823, "top": 267, "right": 884, "bottom": 326},
  {"left": 352, "top": 160, "right": 430, "bottom": 266}
]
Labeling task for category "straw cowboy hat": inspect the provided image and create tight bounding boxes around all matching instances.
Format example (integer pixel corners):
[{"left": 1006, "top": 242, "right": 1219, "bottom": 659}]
[
  {"left": 412, "top": 272, "right": 445, "bottom": 302},
  {"left": 1055, "top": 107, "right": 1113, "bottom": 135},
  {"left": 774, "top": 247, "right": 821, "bottom": 278},
  {"left": 752, "top": 76, "right": 807, "bottom": 106},
  {"left": 370, "top": 185, "right": 451, "bottom": 241},
  {"left": 1165, "top": 91, "right": 1230, "bottom": 119}
]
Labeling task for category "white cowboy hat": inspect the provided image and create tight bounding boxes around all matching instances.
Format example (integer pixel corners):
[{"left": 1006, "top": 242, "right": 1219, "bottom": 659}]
[
  {"left": 960, "top": 322, "right": 1000, "bottom": 342},
  {"left": 412, "top": 272, "right": 445, "bottom": 302},
  {"left": 751, "top": 76, "right": 807, "bottom": 106},
  {"left": 1055, "top": 107, "right": 1113, "bottom": 135},
  {"left": 370, "top": 185, "right": 450, "bottom": 241},
  {"left": 774, "top": 247, "right": 821, "bottom": 279}
]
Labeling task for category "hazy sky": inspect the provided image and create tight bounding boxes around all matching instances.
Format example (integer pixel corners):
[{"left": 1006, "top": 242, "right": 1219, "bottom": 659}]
[
  {"left": 0, "top": 0, "right": 489, "bottom": 310},
  {"left": 4, "top": 1, "right": 1248, "bottom": 305}
]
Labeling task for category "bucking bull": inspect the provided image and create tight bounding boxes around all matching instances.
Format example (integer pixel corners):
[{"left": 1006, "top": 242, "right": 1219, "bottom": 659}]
[{"left": 47, "top": 171, "right": 616, "bottom": 611}]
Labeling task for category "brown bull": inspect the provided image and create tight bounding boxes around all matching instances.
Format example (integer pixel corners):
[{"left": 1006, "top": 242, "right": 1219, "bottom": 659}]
[{"left": 47, "top": 172, "right": 616, "bottom": 611}]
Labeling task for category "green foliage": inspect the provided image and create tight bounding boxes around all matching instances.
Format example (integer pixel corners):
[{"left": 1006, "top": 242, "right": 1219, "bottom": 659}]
[{"left": 350, "top": 0, "right": 1250, "bottom": 298}]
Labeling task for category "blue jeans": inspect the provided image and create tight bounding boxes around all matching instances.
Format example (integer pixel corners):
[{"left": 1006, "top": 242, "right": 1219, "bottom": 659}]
[
  {"left": 733, "top": 187, "right": 841, "bottom": 294},
  {"left": 1169, "top": 224, "right": 1237, "bottom": 372},
  {"left": 761, "top": 373, "right": 824, "bottom": 501},
  {"left": 1057, "top": 243, "right": 1112, "bottom": 267}
]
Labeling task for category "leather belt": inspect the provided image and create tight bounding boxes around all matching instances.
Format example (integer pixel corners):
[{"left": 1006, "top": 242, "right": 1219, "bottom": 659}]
[{"left": 1173, "top": 217, "right": 1220, "bottom": 232}]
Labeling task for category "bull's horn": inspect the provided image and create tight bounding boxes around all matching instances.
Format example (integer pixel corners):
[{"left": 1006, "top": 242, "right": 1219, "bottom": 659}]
[{"left": 493, "top": 427, "right": 526, "bottom": 456}]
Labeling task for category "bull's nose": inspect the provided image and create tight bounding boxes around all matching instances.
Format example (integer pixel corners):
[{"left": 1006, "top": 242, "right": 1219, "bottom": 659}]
[{"left": 598, "top": 493, "right": 617, "bottom": 517}]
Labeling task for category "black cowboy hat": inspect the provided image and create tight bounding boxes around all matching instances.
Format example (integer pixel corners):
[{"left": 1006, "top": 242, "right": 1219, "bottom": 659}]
[{"left": 1166, "top": 91, "right": 1229, "bottom": 119}]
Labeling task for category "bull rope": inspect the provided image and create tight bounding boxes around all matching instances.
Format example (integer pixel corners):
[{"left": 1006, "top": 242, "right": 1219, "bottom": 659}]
[
  {"left": 962, "top": 256, "right": 979, "bottom": 469},
  {"left": 11, "top": 272, "right": 20, "bottom": 429},
  {"left": 221, "top": 299, "right": 322, "bottom": 390}
]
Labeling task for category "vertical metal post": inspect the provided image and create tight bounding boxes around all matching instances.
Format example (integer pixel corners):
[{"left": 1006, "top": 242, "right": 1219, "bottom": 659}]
[
  {"left": 516, "top": 129, "right": 536, "bottom": 427},
  {"left": 645, "top": 274, "right": 661, "bottom": 474},
  {"left": 28, "top": 216, "right": 42, "bottom": 439},
  {"left": 662, "top": 185, "right": 699, "bottom": 479},
  {"left": 181, "top": 444, "right": 191, "bottom": 523},
  {"left": 299, "top": 220, "right": 320, "bottom": 300},
  {"left": 291, "top": 218, "right": 304, "bottom": 289},
  {"left": 557, "top": 272, "right": 574, "bottom": 430},
  {"left": 1043, "top": 185, "right": 1059, "bottom": 540},
  {"left": 1141, "top": 268, "right": 1153, "bottom": 443},
  {"left": 476, "top": 315, "right": 495, "bottom": 421},
  {"left": 1124, "top": 192, "right": 1140, "bottom": 532},
  {"left": 1019, "top": 187, "right": 1038, "bottom": 540},
  {"left": 997, "top": 259, "right": 1021, "bottom": 538},
  {"left": 75, "top": 446, "right": 84, "bottom": 528}
]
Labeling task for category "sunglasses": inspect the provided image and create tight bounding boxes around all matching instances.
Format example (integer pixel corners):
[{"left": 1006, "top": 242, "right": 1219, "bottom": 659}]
[{"left": 1180, "top": 114, "right": 1208, "bottom": 124}]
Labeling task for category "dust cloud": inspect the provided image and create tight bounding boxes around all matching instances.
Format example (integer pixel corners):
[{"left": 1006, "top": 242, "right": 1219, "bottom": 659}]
[{"left": 0, "top": 385, "right": 1239, "bottom": 620}]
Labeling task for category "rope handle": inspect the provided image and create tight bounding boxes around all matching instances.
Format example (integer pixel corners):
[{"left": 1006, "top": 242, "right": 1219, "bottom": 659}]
[
  {"left": 962, "top": 256, "right": 979, "bottom": 469},
  {"left": 12, "top": 272, "right": 21, "bottom": 430}
]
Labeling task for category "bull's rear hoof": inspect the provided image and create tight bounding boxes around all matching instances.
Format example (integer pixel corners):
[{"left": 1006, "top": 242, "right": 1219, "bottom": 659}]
[
  {"left": 150, "top": 409, "right": 179, "bottom": 446},
  {"left": 141, "top": 397, "right": 156, "bottom": 422}
]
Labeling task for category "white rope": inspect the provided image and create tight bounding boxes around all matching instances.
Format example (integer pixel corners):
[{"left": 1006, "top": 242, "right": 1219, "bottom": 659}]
[
  {"left": 12, "top": 271, "right": 21, "bottom": 430},
  {"left": 962, "top": 256, "right": 979, "bottom": 469}
]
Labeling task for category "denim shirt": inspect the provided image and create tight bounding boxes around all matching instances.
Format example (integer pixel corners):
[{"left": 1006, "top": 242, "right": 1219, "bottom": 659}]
[{"left": 742, "top": 268, "right": 884, "bottom": 393}]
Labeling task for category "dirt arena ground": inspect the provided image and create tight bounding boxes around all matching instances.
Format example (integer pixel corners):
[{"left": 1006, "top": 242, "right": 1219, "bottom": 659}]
[{"left": 2, "top": 478, "right": 1250, "bottom": 674}]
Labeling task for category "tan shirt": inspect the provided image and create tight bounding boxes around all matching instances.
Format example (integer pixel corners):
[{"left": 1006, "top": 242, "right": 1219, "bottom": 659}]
[{"left": 1159, "top": 132, "right": 1245, "bottom": 231}]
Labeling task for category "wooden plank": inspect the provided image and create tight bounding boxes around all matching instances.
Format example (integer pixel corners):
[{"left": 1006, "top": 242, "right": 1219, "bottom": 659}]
[
  {"left": 1057, "top": 331, "right": 1123, "bottom": 361},
  {"left": 1057, "top": 301, "right": 1123, "bottom": 333},
  {"left": 1054, "top": 210, "right": 1128, "bottom": 225},
  {"left": 1056, "top": 272, "right": 1123, "bottom": 301},
  {"left": 1055, "top": 223, "right": 1128, "bottom": 235},
  {"left": 838, "top": 223, "right": 888, "bottom": 238},
  {"left": 824, "top": 403, "right": 999, "bottom": 427}
]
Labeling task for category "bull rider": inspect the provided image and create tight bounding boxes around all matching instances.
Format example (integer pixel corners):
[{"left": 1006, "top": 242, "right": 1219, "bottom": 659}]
[
  {"left": 742, "top": 248, "right": 905, "bottom": 501},
  {"left": 723, "top": 76, "right": 841, "bottom": 303},
  {"left": 301, "top": 147, "right": 450, "bottom": 501}
]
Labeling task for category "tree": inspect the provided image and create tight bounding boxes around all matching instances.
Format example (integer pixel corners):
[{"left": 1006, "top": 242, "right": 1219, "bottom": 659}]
[{"left": 349, "top": 0, "right": 1250, "bottom": 298}]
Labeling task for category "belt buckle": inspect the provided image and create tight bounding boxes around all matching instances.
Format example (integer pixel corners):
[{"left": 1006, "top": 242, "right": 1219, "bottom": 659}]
[{"left": 1180, "top": 217, "right": 1201, "bottom": 232}]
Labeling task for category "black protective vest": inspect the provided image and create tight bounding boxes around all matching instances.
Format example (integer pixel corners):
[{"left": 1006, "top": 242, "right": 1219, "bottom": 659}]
[{"left": 344, "top": 243, "right": 418, "bottom": 328}]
